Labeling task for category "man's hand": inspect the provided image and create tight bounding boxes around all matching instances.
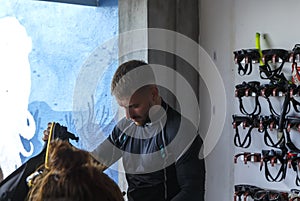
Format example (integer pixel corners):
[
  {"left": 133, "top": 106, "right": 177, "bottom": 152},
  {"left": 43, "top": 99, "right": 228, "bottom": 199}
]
[{"left": 42, "top": 122, "right": 52, "bottom": 141}]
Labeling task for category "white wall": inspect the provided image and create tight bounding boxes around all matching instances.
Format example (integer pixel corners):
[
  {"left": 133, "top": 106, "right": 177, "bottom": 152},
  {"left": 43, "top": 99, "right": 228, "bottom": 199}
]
[
  {"left": 200, "top": 0, "right": 300, "bottom": 200},
  {"left": 199, "top": 0, "right": 235, "bottom": 200},
  {"left": 233, "top": 0, "right": 300, "bottom": 192}
]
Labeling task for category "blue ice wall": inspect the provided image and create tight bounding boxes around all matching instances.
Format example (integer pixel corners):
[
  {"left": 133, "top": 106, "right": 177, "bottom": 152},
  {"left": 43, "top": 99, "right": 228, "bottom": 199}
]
[{"left": 0, "top": 0, "right": 119, "bottom": 181}]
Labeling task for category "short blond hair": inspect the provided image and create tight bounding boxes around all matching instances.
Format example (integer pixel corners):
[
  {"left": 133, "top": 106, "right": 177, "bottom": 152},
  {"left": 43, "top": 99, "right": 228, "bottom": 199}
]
[{"left": 111, "top": 60, "right": 156, "bottom": 99}]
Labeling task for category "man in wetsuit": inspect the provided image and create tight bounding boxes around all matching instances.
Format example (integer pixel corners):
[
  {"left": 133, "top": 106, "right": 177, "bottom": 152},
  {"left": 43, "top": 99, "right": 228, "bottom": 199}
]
[{"left": 91, "top": 60, "right": 205, "bottom": 201}]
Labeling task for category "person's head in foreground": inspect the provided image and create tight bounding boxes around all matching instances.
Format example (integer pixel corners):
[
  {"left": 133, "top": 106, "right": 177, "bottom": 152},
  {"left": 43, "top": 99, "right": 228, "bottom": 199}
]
[
  {"left": 26, "top": 140, "right": 124, "bottom": 201},
  {"left": 111, "top": 60, "right": 162, "bottom": 126}
]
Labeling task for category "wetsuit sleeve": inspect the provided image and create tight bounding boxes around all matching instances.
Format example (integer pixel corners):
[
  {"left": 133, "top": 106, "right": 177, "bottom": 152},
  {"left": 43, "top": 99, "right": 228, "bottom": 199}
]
[
  {"left": 90, "top": 131, "right": 123, "bottom": 168},
  {"left": 171, "top": 135, "right": 205, "bottom": 201}
]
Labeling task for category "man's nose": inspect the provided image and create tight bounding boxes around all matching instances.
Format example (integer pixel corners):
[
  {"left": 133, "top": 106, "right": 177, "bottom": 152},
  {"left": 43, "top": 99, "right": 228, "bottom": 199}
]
[
  {"left": 125, "top": 108, "right": 136, "bottom": 120},
  {"left": 125, "top": 108, "right": 131, "bottom": 119}
]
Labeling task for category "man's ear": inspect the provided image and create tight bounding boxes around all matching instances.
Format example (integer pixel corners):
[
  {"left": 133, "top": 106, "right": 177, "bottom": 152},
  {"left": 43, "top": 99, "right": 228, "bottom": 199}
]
[{"left": 151, "top": 85, "right": 159, "bottom": 101}]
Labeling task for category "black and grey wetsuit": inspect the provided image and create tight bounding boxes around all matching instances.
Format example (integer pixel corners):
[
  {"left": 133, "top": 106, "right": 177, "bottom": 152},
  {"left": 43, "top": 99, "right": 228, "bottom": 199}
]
[{"left": 92, "top": 100, "right": 205, "bottom": 201}]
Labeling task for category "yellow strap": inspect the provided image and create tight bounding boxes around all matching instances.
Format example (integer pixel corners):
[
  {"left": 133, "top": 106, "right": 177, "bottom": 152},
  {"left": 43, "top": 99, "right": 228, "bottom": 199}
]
[
  {"left": 255, "top": 32, "right": 264, "bottom": 66},
  {"left": 45, "top": 122, "right": 55, "bottom": 169}
]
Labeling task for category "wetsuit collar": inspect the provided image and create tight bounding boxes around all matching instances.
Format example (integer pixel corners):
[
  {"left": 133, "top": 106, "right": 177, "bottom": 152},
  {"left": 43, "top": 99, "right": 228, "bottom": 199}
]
[{"left": 144, "top": 99, "right": 168, "bottom": 127}]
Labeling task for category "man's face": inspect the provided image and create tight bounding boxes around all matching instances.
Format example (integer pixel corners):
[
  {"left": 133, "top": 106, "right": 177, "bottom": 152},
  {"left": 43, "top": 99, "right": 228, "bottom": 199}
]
[{"left": 117, "top": 88, "right": 154, "bottom": 126}]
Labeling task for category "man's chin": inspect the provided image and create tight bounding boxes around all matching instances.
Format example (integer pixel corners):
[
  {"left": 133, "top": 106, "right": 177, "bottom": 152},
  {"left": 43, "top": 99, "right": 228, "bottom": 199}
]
[
  {"left": 134, "top": 121, "right": 143, "bottom": 126},
  {"left": 132, "top": 119, "right": 145, "bottom": 126}
]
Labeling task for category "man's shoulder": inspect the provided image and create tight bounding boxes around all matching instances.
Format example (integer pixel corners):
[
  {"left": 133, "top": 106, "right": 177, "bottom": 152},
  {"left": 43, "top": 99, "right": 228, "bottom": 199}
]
[{"left": 166, "top": 105, "right": 196, "bottom": 129}]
